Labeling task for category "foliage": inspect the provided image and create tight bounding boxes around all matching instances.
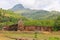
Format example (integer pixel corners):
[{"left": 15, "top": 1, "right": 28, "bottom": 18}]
[
  {"left": 53, "top": 16, "right": 60, "bottom": 31},
  {"left": 0, "top": 8, "right": 22, "bottom": 29},
  {"left": 24, "top": 20, "right": 55, "bottom": 26}
]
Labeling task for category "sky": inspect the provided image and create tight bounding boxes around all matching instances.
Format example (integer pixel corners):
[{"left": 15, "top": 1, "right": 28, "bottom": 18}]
[{"left": 0, "top": 0, "right": 60, "bottom": 11}]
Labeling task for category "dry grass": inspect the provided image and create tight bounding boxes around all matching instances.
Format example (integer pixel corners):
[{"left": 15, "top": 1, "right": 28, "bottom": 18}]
[{"left": 0, "top": 31, "right": 60, "bottom": 40}]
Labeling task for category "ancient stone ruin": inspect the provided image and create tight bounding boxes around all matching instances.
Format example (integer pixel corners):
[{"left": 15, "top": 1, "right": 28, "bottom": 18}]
[{"left": 2, "top": 19, "right": 53, "bottom": 31}]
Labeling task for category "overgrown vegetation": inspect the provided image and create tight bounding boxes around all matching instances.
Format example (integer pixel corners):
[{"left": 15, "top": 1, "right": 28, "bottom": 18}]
[
  {"left": 53, "top": 16, "right": 60, "bottom": 31},
  {"left": 0, "top": 8, "right": 21, "bottom": 29},
  {"left": 0, "top": 8, "right": 60, "bottom": 31},
  {"left": 24, "top": 20, "right": 55, "bottom": 26}
]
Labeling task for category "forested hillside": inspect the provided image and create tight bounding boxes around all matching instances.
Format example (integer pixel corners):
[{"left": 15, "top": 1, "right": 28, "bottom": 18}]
[
  {"left": 0, "top": 8, "right": 25, "bottom": 29},
  {"left": 20, "top": 10, "right": 60, "bottom": 20}
]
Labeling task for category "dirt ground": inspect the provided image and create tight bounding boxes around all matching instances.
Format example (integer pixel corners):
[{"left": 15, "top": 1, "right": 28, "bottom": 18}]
[
  {"left": 0, "top": 32, "right": 14, "bottom": 40},
  {"left": 0, "top": 31, "right": 60, "bottom": 40}
]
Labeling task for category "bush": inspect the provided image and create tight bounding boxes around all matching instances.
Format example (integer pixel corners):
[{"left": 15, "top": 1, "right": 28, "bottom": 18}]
[{"left": 48, "top": 37, "right": 60, "bottom": 40}]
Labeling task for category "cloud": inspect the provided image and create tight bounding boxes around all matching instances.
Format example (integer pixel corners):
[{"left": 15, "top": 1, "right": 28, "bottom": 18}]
[
  {"left": 17, "top": 0, "right": 35, "bottom": 8},
  {"left": 0, "top": 0, "right": 9, "bottom": 9},
  {"left": 29, "top": 0, "right": 60, "bottom": 11},
  {"left": 17, "top": 0, "right": 60, "bottom": 11},
  {"left": 0, "top": 0, "right": 60, "bottom": 11},
  {"left": 0, "top": 0, "right": 18, "bottom": 9},
  {"left": 42, "top": 0, "right": 60, "bottom": 11}
]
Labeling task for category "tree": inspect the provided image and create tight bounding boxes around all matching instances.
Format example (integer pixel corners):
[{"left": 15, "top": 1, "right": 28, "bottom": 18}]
[{"left": 54, "top": 16, "right": 60, "bottom": 31}]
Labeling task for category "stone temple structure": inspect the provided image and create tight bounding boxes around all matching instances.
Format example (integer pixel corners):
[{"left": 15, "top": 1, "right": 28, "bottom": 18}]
[{"left": 2, "top": 19, "right": 53, "bottom": 31}]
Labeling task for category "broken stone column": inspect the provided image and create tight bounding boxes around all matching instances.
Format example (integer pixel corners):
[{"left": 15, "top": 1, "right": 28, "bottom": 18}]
[{"left": 18, "top": 19, "right": 24, "bottom": 31}]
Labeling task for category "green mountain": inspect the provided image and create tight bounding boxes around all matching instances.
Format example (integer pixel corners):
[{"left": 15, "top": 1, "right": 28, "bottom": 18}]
[
  {"left": 11, "top": 4, "right": 25, "bottom": 11},
  {"left": 14, "top": 9, "right": 60, "bottom": 20},
  {"left": 11, "top": 4, "right": 60, "bottom": 20}
]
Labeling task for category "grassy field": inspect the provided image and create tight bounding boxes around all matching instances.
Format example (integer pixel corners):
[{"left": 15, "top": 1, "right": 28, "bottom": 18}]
[{"left": 0, "top": 31, "right": 60, "bottom": 40}]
